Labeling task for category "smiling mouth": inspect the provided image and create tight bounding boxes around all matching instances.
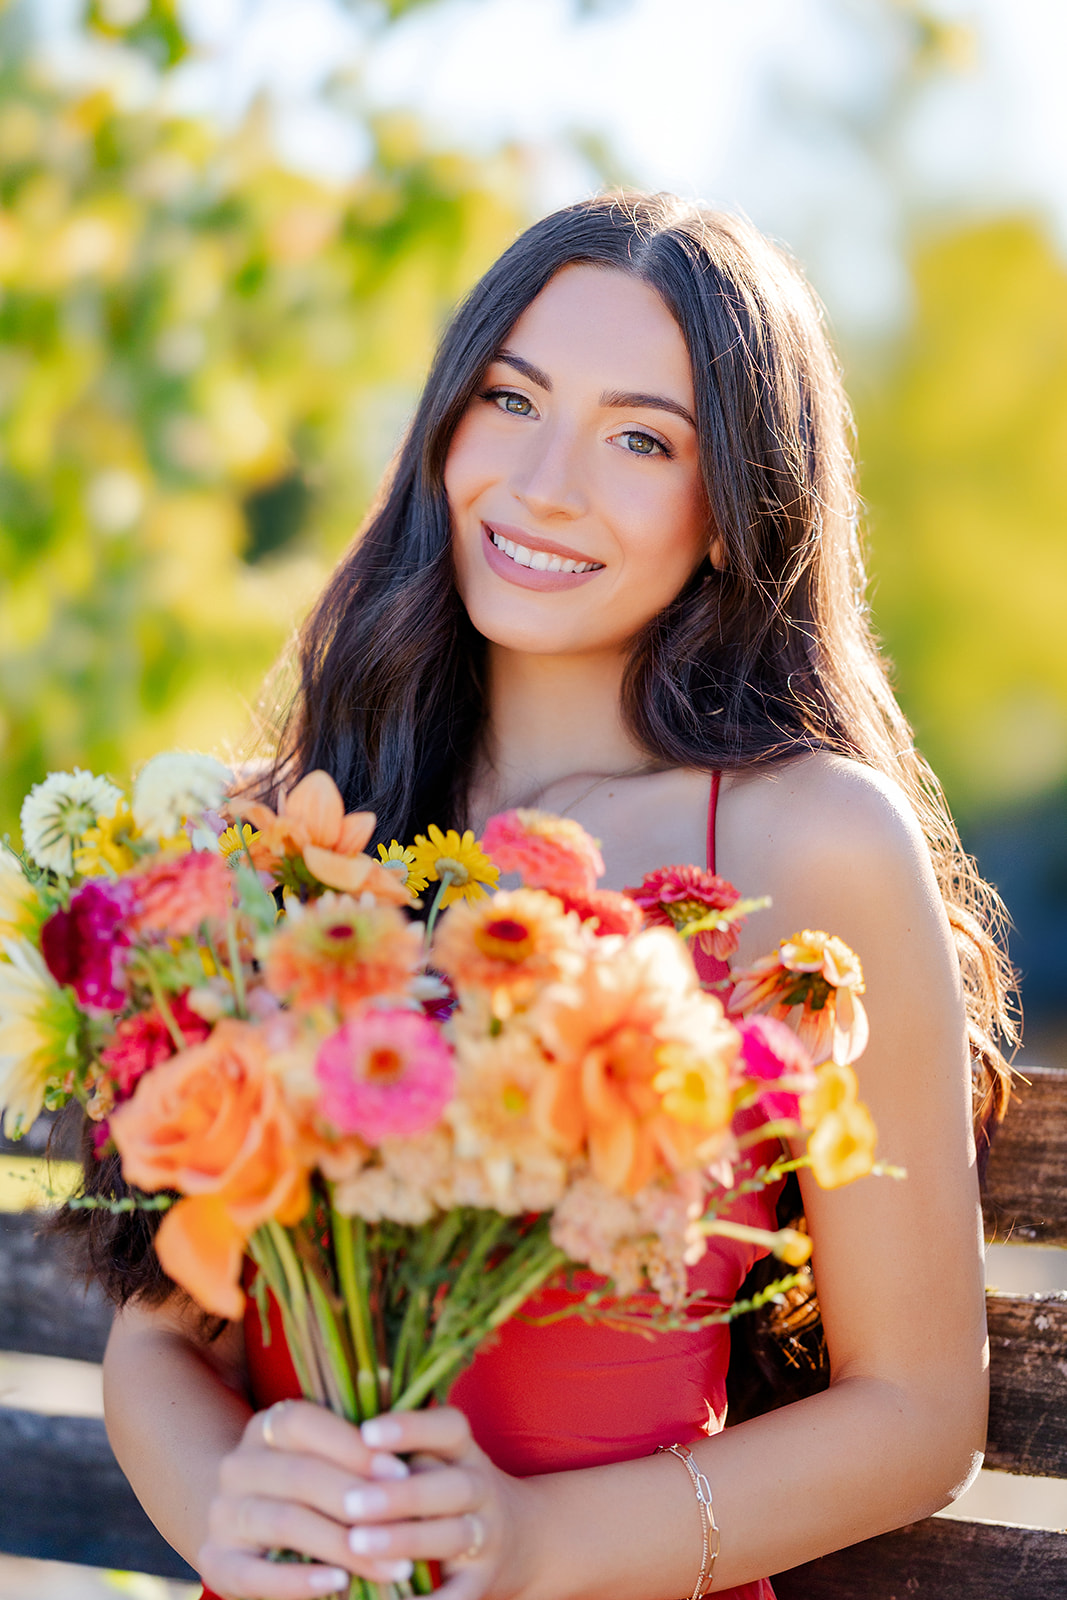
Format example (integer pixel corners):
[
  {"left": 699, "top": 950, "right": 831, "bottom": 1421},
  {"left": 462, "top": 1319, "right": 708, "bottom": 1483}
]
[{"left": 486, "top": 527, "right": 604, "bottom": 574}]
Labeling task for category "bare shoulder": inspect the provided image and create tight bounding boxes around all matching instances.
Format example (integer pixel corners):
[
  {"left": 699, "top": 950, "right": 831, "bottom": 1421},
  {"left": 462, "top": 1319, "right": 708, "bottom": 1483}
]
[
  {"left": 722, "top": 751, "right": 925, "bottom": 866},
  {"left": 717, "top": 752, "right": 946, "bottom": 960}
]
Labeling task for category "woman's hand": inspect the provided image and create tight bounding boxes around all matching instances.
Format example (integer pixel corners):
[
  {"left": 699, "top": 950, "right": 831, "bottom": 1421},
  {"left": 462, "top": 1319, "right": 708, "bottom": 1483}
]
[
  {"left": 349, "top": 1406, "right": 530, "bottom": 1600},
  {"left": 197, "top": 1398, "right": 416, "bottom": 1599},
  {"left": 197, "top": 1400, "right": 528, "bottom": 1600}
]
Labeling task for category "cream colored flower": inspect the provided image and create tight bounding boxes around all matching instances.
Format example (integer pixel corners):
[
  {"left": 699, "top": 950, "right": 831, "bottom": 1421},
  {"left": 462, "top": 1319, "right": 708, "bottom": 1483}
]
[
  {"left": 0, "top": 937, "right": 79, "bottom": 1139},
  {"left": 20, "top": 769, "right": 123, "bottom": 877},
  {"left": 132, "top": 750, "right": 233, "bottom": 838},
  {"left": 0, "top": 850, "right": 38, "bottom": 943}
]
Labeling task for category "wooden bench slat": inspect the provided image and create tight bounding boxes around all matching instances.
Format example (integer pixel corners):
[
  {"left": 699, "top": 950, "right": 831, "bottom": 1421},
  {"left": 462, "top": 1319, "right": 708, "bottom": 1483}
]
[
  {"left": 987, "top": 1289, "right": 1067, "bottom": 1477},
  {"left": 773, "top": 1515, "right": 1067, "bottom": 1599},
  {"left": 0, "top": 1405, "right": 196, "bottom": 1579},
  {"left": 984, "top": 1065, "right": 1067, "bottom": 1247},
  {"left": 0, "top": 1212, "right": 111, "bottom": 1363},
  {"left": 3, "top": 1224, "right": 1067, "bottom": 1476}
]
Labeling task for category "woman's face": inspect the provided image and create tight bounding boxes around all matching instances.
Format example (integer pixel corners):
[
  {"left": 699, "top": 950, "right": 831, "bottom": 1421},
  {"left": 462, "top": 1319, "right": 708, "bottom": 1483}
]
[{"left": 446, "top": 264, "right": 710, "bottom": 660}]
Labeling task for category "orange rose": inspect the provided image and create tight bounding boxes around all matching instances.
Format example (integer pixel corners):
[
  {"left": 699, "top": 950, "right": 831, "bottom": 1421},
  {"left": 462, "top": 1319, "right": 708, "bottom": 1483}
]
[{"left": 110, "top": 1019, "right": 310, "bottom": 1318}]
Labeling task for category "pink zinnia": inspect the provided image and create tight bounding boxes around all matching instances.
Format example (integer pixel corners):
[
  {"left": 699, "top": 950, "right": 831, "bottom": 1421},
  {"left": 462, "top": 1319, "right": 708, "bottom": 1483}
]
[
  {"left": 737, "top": 1015, "right": 816, "bottom": 1124},
  {"left": 128, "top": 850, "right": 235, "bottom": 938},
  {"left": 40, "top": 880, "right": 132, "bottom": 1011},
  {"left": 482, "top": 809, "right": 604, "bottom": 897},
  {"left": 625, "top": 865, "right": 743, "bottom": 960},
  {"left": 99, "top": 993, "right": 213, "bottom": 1099},
  {"left": 315, "top": 1009, "right": 456, "bottom": 1145}
]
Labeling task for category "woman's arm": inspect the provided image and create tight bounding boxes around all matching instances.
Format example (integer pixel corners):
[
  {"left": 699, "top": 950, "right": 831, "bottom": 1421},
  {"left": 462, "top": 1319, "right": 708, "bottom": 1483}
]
[
  {"left": 324, "top": 755, "right": 987, "bottom": 1599},
  {"left": 103, "top": 1302, "right": 422, "bottom": 1597}
]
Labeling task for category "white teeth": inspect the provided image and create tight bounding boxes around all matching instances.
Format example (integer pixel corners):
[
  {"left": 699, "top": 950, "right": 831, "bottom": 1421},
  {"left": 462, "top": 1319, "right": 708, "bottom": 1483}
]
[{"left": 488, "top": 529, "right": 600, "bottom": 574}]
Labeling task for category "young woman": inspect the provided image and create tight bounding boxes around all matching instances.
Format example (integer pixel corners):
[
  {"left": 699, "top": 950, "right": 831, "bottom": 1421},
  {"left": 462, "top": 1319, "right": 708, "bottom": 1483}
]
[{"left": 95, "top": 192, "right": 1013, "bottom": 1600}]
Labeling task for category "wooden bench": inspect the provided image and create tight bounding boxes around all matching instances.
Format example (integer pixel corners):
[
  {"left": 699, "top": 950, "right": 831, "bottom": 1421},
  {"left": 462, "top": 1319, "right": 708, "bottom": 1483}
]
[{"left": 2, "top": 1070, "right": 1066, "bottom": 1595}]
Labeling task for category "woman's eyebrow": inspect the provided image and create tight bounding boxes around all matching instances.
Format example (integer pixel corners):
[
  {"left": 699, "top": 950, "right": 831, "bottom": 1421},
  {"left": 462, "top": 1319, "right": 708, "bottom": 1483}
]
[
  {"left": 495, "top": 350, "right": 695, "bottom": 429},
  {"left": 599, "top": 389, "right": 696, "bottom": 429},
  {"left": 496, "top": 349, "right": 552, "bottom": 389}
]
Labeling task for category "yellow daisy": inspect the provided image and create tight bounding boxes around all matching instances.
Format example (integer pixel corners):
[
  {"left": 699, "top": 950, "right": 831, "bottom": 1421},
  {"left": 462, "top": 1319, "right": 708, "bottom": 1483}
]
[
  {"left": 409, "top": 825, "right": 499, "bottom": 908},
  {"left": 377, "top": 840, "right": 429, "bottom": 895},
  {"left": 74, "top": 802, "right": 140, "bottom": 876},
  {"left": 218, "top": 821, "right": 261, "bottom": 867}
]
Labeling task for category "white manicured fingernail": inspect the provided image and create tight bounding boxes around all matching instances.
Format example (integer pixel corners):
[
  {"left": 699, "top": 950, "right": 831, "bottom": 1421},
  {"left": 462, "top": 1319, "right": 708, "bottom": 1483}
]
[
  {"left": 377, "top": 1560, "right": 414, "bottom": 1582},
  {"left": 308, "top": 1571, "right": 348, "bottom": 1595},
  {"left": 369, "top": 1452, "right": 409, "bottom": 1480},
  {"left": 362, "top": 1417, "right": 403, "bottom": 1448},
  {"left": 349, "top": 1525, "right": 391, "bottom": 1554},
  {"left": 345, "top": 1486, "right": 389, "bottom": 1519}
]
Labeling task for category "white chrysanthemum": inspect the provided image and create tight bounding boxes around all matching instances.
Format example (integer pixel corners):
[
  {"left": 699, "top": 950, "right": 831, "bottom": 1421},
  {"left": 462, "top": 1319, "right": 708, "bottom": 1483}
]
[
  {"left": 20, "top": 769, "right": 123, "bottom": 877},
  {"left": 131, "top": 750, "right": 233, "bottom": 838},
  {"left": 0, "top": 937, "right": 77, "bottom": 1140}
]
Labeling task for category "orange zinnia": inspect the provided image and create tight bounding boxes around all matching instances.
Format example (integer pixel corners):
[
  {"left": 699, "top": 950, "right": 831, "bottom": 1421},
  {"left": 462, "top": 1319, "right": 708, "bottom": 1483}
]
[
  {"left": 431, "top": 887, "right": 586, "bottom": 1017},
  {"left": 265, "top": 892, "right": 423, "bottom": 1014},
  {"left": 228, "top": 771, "right": 410, "bottom": 903},
  {"left": 110, "top": 1019, "right": 310, "bottom": 1318},
  {"left": 531, "top": 929, "right": 738, "bottom": 1194}
]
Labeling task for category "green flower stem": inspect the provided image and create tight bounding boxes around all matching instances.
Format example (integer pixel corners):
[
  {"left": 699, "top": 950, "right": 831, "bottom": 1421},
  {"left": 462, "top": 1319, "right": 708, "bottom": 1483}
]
[
  {"left": 331, "top": 1208, "right": 380, "bottom": 1419},
  {"left": 247, "top": 1229, "right": 318, "bottom": 1400},
  {"left": 225, "top": 911, "right": 247, "bottom": 1017},
  {"left": 144, "top": 965, "right": 186, "bottom": 1051},
  {"left": 266, "top": 1222, "right": 327, "bottom": 1405},
  {"left": 394, "top": 1240, "right": 566, "bottom": 1411},
  {"left": 423, "top": 871, "right": 454, "bottom": 944},
  {"left": 305, "top": 1269, "right": 359, "bottom": 1423},
  {"left": 697, "top": 1217, "right": 797, "bottom": 1261}
]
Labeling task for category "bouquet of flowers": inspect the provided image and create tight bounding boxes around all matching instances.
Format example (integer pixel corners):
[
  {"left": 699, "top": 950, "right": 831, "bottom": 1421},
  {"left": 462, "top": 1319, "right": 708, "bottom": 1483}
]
[{"left": 1, "top": 753, "right": 882, "bottom": 1597}]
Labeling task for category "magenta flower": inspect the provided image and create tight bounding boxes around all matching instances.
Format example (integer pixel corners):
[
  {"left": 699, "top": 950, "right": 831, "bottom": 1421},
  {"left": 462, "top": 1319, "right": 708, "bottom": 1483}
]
[
  {"left": 40, "top": 880, "right": 133, "bottom": 1011},
  {"left": 737, "top": 1015, "right": 816, "bottom": 1124},
  {"left": 315, "top": 1009, "right": 456, "bottom": 1144}
]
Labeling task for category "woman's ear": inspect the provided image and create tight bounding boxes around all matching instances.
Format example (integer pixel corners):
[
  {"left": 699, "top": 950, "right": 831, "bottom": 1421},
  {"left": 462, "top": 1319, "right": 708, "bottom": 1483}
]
[{"left": 708, "top": 531, "right": 726, "bottom": 571}]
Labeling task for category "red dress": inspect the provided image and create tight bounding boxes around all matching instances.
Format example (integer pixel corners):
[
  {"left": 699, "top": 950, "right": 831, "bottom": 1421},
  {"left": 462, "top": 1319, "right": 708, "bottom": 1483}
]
[{"left": 201, "top": 776, "right": 778, "bottom": 1600}]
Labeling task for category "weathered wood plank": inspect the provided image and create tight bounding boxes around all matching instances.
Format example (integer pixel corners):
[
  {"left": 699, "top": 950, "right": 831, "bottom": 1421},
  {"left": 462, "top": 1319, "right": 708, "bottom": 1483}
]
[
  {"left": 3, "top": 1229, "right": 1067, "bottom": 1478},
  {"left": 984, "top": 1065, "right": 1067, "bottom": 1247},
  {"left": 0, "top": 1406, "right": 197, "bottom": 1579},
  {"left": 0, "top": 1211, "right": 112, "bottom": 1362},
  {"left": 773, "top": 1515, "right": 1067, "bottom": 1600},
  {"left": 986, "top": 1289, "right": 1067, "bottom": 1477}
]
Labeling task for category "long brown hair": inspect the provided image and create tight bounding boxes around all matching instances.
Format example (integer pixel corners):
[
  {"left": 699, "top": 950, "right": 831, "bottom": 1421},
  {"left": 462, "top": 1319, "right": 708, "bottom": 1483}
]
[
  {"left": 62, "top": 192, "right": 1014, "bottom": 1314},
  {"left": 272, "top": 190, "right": 1015, "bottom": 1123}
]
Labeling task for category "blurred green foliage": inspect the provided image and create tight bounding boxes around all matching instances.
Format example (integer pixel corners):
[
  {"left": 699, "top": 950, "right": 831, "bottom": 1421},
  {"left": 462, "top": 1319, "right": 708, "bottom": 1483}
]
[
  {"left": 1, "top": 0, "right": 1065, "bottom": 844},
  {"left": 857, "top": 217, "right": 1067, "bottom": 817},
  {"left": 0, "top": 14, "right": 522, "bottom": 837}
]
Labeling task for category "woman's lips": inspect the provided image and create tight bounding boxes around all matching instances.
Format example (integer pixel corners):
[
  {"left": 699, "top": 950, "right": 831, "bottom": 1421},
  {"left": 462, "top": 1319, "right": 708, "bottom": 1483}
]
[{"left": 481, "top": 523, "right": 603, "bottom": 592}]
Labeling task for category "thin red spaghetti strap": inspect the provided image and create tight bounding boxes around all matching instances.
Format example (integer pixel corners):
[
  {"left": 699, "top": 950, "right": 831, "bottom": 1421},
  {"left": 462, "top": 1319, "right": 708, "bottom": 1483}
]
[{"left": 706, "top": 770, "right": 721, "bottom": 874}]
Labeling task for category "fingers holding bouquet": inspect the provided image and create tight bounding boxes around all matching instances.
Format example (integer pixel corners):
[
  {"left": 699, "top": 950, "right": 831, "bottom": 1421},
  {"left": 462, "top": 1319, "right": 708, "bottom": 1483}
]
[
  {"left": 198, "top": 1399, "right": 419, "bottom": 1598},
  {"left": 351, "top": 1408, "right": 522, "bottom": 1600},
  {"left": 198, "top": 1399, "right": 512, "bottom": 1600}
]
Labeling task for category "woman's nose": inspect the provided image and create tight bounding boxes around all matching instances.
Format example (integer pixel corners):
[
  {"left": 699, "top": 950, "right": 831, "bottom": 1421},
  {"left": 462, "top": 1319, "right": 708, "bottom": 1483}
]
[{"left": 511, "top": 423, "right": 588, "bottom": 521}]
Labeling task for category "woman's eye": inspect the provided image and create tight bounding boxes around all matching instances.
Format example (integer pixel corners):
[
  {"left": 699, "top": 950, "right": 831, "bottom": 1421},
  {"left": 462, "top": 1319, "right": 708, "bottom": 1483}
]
[
  {"left": 484, "top": 389, "right": 534, "bottom": 416},
  {"left": 615, "top": 430, "right": 669, "bottom": 458}
]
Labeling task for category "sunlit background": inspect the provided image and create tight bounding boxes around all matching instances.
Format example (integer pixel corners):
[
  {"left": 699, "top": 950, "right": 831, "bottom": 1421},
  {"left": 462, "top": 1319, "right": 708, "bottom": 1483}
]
[{"left": 1, "top": 2, "right": 1066, "bottom": 1588}]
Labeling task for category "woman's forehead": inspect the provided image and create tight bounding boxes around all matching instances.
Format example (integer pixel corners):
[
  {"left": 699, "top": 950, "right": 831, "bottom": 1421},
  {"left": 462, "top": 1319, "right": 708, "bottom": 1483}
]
[{"left": 498, "top": 264, "right": 694, "bottom": 409}]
